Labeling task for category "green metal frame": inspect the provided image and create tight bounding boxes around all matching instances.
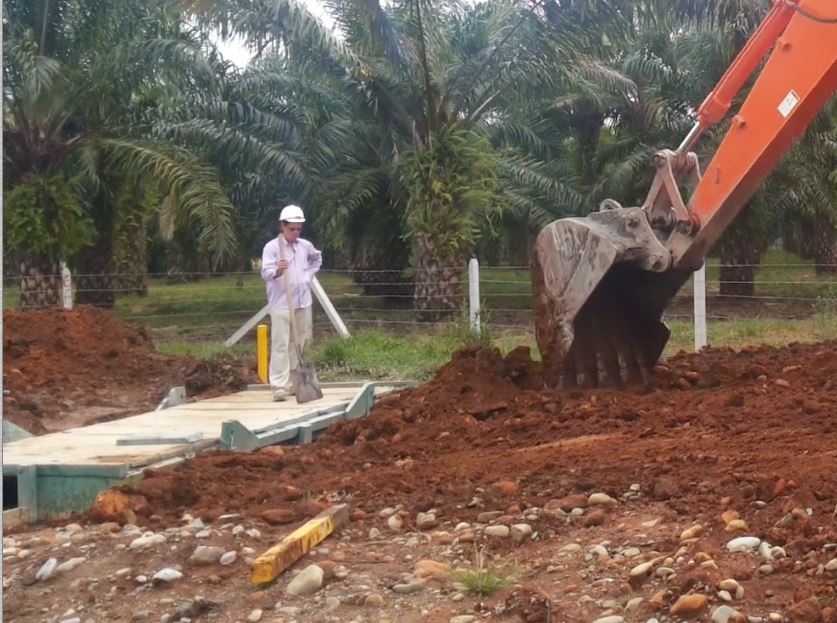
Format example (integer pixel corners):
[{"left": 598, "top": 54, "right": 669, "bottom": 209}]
[{"left": 3, "top": 463, "right": 129, "bottom": 522}]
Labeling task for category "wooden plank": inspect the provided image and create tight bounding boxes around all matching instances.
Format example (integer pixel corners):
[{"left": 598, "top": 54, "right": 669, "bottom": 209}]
[
  {"left": 224, "top": 304, "right": 269, "bottom": 347},
  {"left": 251, "top": 504, "right": 350, "bottom": 585}
]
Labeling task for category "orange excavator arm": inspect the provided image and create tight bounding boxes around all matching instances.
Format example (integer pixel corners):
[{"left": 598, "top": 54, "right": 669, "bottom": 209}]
[
  {"left": 531, "top": 0, "right": 837, "bottom": 389},
  {"left": 668, "top": 0, "right": 837, "bottom": 269}
]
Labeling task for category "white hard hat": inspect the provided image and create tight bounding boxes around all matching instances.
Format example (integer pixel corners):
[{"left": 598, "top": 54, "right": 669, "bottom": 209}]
[{"left": 279, "top": 204, "right": 305, "bottom": 223}]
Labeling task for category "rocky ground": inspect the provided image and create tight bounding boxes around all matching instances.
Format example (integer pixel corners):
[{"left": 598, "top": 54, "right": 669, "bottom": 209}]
[
  {"left": 2, "top": 482, "right": 835, "bottom": 623},
  {"left": 3, "top": 312, "right": 836, "bottom": 623}
]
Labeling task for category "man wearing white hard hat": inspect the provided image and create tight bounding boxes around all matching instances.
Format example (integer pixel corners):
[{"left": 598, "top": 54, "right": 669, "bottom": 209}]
[{"left": 260, "top": 204, "right": 323, "bottom": 401}]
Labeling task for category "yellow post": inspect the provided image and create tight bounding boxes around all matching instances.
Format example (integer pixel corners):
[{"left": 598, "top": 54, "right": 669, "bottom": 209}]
[{"left": 257, "top": 324, "right": 269, "bottom": 384}]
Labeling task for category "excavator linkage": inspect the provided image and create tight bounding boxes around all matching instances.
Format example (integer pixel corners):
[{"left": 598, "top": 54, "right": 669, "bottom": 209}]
[{"left": 530, "top": 0, "right": 837, "bottom": 388}]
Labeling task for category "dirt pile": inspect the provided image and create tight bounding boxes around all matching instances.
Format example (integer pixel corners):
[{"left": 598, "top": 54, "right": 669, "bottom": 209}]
[
  {"left": 109, "top": 342, "right": 835, "bottom": 539},
  {"left": 3, "top": 307, "right": 257, "bottom": 434}
]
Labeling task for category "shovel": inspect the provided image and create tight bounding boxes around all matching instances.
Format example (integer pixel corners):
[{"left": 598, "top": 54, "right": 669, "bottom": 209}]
[{"left": 279, "top": 237, "right": 323, "bottom": 404}]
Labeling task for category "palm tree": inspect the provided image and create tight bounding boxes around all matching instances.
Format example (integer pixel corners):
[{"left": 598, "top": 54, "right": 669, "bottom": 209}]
[
  {"left": 3, "top": 0, "right": 237, "bottom": 308},
  {"left": 190, "top": 0, "right": 638, "bottom": 320}
]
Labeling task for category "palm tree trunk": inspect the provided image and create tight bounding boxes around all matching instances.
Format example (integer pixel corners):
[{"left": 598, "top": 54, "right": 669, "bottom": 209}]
[
  {"left": 74, "top": 238, "right": 116, "bottom": 308},
  {"left": 352, "top": 240, "right": 413, "bottom": 298},
  {"left": 113, "top": 206, "right": 149, "bottom": 295},
  {"left": 18, "top": 256, "right": 60, "bottom": 309},
  {"left": 413, "top": 234, "right": 465, "bottom": 322},
  {"left": 813, "top": 214, "right": 837, "bottom": 274},
  {"left": 718, "top": 242, "right": 761, "bottom": 297}
]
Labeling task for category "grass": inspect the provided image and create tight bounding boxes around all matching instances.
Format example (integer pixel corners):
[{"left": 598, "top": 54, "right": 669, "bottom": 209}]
[{"left": 452, "top": 548, "right": 517, "bottom": 597}]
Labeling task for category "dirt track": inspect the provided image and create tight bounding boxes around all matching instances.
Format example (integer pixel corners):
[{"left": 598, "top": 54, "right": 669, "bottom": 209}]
[{"left": 2, "top": 310, "right": 836, "bottom": 623}]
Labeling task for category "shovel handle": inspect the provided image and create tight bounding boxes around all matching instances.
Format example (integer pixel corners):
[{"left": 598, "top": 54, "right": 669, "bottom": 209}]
[{"left": 278, "top": 237, "right": 305, "bottom": 361}]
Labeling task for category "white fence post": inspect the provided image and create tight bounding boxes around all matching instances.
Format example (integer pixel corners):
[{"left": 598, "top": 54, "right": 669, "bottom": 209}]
[
  {"left": 468, "top": 258, "right": 480, "bottom": 333},
  {"left": 693, "top": 263, "right": 707, "bottom": 351},
  {"left": 61, "top": 262, "right": 73, "bottom": 310}
]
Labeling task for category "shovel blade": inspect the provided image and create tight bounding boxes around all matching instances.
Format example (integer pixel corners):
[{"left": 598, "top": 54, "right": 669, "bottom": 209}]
[
  {"left": 291, "top": 363, "right": 323, "bottom": 404},
  {"left": 532, "top": 207, "right": 691, "bottom": 389}
]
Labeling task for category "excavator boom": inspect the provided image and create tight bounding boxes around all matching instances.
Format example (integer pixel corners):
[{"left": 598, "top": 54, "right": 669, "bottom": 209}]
[{"left": 532, "top": 0, "right": 837, "bottom": 389}]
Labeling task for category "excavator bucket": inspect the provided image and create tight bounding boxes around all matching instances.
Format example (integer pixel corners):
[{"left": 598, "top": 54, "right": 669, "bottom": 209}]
[{"left": 531, "top": 207, "right": 692, "bottom": 389}]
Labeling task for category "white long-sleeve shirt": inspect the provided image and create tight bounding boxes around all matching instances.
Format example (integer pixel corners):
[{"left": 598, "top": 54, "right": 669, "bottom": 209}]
[{"left": 260, "top": 236, "right": 322, "bottom": 310}]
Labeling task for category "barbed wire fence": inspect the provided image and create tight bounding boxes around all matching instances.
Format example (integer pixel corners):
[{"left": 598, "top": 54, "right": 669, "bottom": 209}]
[{"left": 3, "top": 260, "right": 837, "bottom": 353}]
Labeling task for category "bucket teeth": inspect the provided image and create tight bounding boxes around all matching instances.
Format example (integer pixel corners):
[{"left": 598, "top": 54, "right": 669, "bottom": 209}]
[{"left": 532, "top": 208, "right": 690, "bottom": 389}]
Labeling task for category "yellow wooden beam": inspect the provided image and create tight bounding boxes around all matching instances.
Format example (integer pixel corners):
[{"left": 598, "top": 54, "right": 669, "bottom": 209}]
[
  {"left": 257, "top": 324, "right": 269, "bottom": 384},
  {"left": 250, "top": 504, "right": 349, "bottom": 585}
]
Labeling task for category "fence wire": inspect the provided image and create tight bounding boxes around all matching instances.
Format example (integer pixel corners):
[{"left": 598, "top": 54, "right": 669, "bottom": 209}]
[{"left": 4, "top": 263, "right": 837, "bottom": 350}]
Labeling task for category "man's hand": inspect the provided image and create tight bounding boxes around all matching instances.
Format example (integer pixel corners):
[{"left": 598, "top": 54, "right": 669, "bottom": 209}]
[{"left": 275, "top": 259, "right": 289, "bottom": 277}]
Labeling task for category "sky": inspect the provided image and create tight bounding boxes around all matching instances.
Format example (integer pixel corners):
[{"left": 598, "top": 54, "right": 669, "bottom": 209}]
[{"left": 212, "top": 0, "right": 336, "bottom": 68}]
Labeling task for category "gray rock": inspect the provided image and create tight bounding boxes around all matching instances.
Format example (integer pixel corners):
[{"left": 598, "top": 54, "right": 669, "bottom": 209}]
[
  {"left": 132, "top": 610, "right": 150, "bottom": 621},
  {"left": 717, "top": 590, "right": 733, "bottom": 602},
  {"left": 560, "top": 543, "right": 582, "bottom": 553},
  {"left": 825, "top": 558, "right": 837, "bottom": 572},
  {"left": 189, "top": 546, "right": 225, "bottom": 565},
  {"left": 392, "top": 580, "right": 424, "bottom": 594},
  {"left": 152, "top": 568, "right": 183, "bottom": 584},
  {"left": 718, "top": 579, "right": 741, "bottom": 592},
  {"left": 588, "top": 493, "right": 618, "bottom": 507},
  {"left": 286, "top": 564, "right": 324, "bottom": 596},
  {"left": 325, "top": 597, "right": 340, "bottom": 610},
  {"left": 194, "top": 530, "right": 211, "bottom": 539},
  {"left": 245, "top": 528, "right": 261, "bottom": 539},
  {"left": 416, "top": 512, "right": 437, "bottom": 530},
  {"left": 136, "top": 575, "right": 148, "bottom": 584},
  {"left": 510, "top": 524, "right": 533, "bottom": 543},
  {"left": 247, "top": 609, "right": 262, "bottom": 622},
  {"left": 219, "top": 551, "right": 237, "bottom": 566},
  {"left": 364, "top": 593, "right": 385, "bottom": 608},
  {"left": 36, "top": 558, "right": 58, "bottom": 582},
  {"left": 726, "top": 536, "right": 761, "bottom": 552},
  {"left": 712, "top": 606, "right": 740, "bottom": 623},
  {"left": 759, "top": 564, "right": 774, "bottom": 575},
  {"left": 130, "top": 534, "right": 166, "bottom": 549},
  {"left": 450, "top": 616, "right": 477, "bottom": 623},
  {"left": 623, "top": 547, "right": 641, "bottom": 558},
  {"left": 387, "top": 515, "right": 403, "bottom": 531},
  {"left": 484, "top": 525, "right": 510, "bottom": 538},
  {"left": 476, "top": 511, "right": 504, "bottom": 523},
  {"left": 590, "top": 544, "right": 609, "bottom": 558},
  {"left": 232, "top": 525, "right": 245, "bottom": 535},
  {"left": 59, "top": 619, "right": 81, "bottom": 623},
  {"left": 592, "top": 617, "right": 624, "bottom": 623},
  {"left": 656, "top": 566, "right": 675, "bottom": 578},
  {"left": 276, "top": 607, "right": 302, "bottom": 616},
  {"left": 630, "top": 561, "right": 653, "bottom": 578},
  {"left": 625, "top": 598, "right": 644, "bottom": 611},
  {"left": 368, "top": 528, "right": 382, "bottom": 540},
  {"left": 56, "top": 557, "right": 86, "bottom": 574}
]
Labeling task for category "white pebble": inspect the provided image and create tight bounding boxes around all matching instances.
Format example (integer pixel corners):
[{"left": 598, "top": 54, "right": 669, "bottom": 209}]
[
  {"left": 152, "top": 568, "right": 182, "bottom": 583},
  {"left": 220, "top": 551, "right": 237, "bottom": 566},
  {"left": 726, "top": 536, "right": 761, "bottom": 552},
  {"left": 35, "top": 558, "right": 58, "bottom": 582}
]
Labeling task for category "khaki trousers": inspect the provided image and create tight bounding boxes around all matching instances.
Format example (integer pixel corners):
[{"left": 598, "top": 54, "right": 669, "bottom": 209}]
[{"left": 268, "top": 306, "right": 313, "bottom": 392}]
